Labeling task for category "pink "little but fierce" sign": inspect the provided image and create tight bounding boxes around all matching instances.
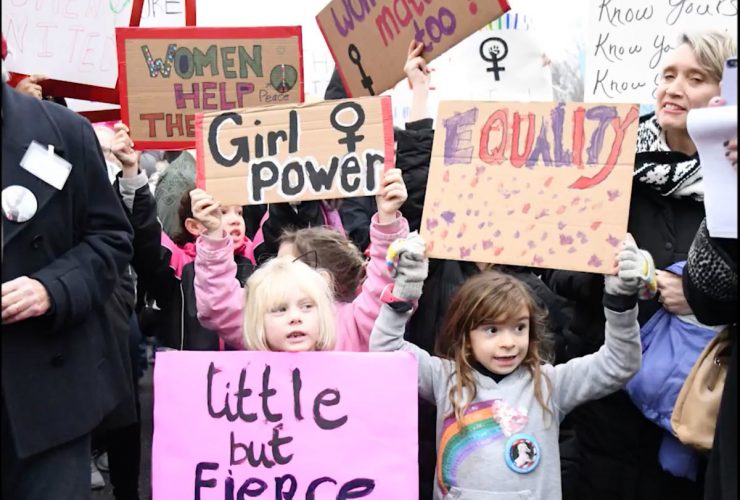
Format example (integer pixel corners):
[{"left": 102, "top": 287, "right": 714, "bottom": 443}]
[{"left": 152, "top": 351, "right": 418, "bottom": 499}]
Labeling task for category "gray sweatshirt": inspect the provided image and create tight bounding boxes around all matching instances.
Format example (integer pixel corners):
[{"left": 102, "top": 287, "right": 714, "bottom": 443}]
[{"left": 370, "top": 300, "right": 641, "bottom": 500}]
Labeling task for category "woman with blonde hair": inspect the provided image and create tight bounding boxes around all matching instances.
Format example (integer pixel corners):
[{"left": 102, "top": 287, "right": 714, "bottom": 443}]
[{"left": 544, "top": 29, "right": 737, "bottom": 500}]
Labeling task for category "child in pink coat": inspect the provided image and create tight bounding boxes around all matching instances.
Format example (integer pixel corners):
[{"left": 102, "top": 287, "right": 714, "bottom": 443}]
[{"left": 192, "top": 168, "right": 410, "bottom": 352}]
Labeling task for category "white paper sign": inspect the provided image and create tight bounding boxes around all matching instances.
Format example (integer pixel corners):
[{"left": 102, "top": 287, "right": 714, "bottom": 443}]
[
  {"left": 688, "top": 105, "right": 738, "bottom": 238},
  {"left": 1, "top": 0, "right": 187, "bottom": 90},
  {"left": 1, "top": 2, "right": 120, "bottom": 88},
  {"left": 389, "top": 11, "right": 553, "bottom": 127},
  {"left": 585, "top": 0, "right": 737, "bottom": 104}
]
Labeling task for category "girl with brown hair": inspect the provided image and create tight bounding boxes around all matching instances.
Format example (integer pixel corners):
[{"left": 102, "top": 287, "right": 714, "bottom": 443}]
[{"left": 370, "top": 233, "right": 651, "bottom": 499}]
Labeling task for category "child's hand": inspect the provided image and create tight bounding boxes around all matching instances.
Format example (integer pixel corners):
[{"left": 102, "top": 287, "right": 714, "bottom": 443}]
[
  {"left": 190, "top": 188, "right": 222, "bottom": 236},
  {"left": 376, "top": 168, "right": 407, "bottom": 224},
  {"left": 387, "top": 232, "right": 428, "bottom": 301},
  {"left": 604, "top": 234, "right": 656, "bottom": 297},
  {"left": 111, "top": 123, "right": 138, "bottom": 175},
  {"left": 404, "top": 40, "right": 430, "bottom": 90}
]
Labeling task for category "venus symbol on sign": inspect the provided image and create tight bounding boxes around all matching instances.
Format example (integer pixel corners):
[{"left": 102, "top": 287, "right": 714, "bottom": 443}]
[
  {"left": 480, "top": 37, "right": 509, "bottom": 81},
  {"left": 348, "top": 44, "right": 375, "bottom": 95}
]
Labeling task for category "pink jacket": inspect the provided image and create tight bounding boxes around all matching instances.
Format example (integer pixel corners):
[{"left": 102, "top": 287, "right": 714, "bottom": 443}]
[{"left": 194, "top": 212, "right": 409, "bottom": 352}]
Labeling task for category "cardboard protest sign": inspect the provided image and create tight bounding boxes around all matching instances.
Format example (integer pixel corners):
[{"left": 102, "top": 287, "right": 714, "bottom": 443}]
[
  {"left": 585, "top": 0, "right": 737, "bottom": 104},
  {"left": 316, "top": 0, "right": 510, "bottom": 98},
  {"left": 117, "top": 27, "right": 304, "bottom": 149},
  {"left": 420, "top": 101, "right": 640, "bottom": 274},
  {"left": 195, "top": 96, "right": 394, "bottom": 206},
  {"left": 152, "top": 351, "right": 418, "bottom": 499}
]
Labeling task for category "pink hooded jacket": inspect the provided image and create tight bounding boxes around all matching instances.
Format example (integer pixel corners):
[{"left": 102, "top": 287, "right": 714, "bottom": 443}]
[{"left": 194, "top": 212, "right": 409, "bottom": 352}]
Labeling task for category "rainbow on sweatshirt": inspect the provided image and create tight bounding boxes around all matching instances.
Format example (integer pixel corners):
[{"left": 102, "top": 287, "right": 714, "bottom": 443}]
[{"left": 436, "top": 400, "right": 504, "bottom": 495}]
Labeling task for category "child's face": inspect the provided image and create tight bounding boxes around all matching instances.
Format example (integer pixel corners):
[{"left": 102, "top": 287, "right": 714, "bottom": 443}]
[
  {"left": 221, "top": 205, "right": 245, "bottom": 247},
  {"left": 263, "top": 287, "right": 321, "bottom": 352},
  {"left": 469, "top": 305, "right": 530, "bottom": 375}
]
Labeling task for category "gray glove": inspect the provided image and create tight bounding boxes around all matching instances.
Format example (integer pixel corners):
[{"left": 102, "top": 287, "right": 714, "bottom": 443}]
[
  {"left": 387, "top": 232, "right": 428, "bottom": 301},
  {"left": 604, "top": 236, "right": 656, "bottom": 296}
]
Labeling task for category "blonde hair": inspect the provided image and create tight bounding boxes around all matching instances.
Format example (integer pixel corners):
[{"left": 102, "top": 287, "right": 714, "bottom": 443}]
[
  {"left": 678, "top": 31, "right": 737, "bottom": 83},
  {"left": 435, "top": 271, "right": 554, "bottom": 425},
  {"left": 243, "top": 256, "right": 336, "bottom": 351}
]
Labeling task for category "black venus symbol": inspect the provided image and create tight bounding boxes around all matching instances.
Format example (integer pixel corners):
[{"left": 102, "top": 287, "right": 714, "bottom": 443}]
[{"left": 480, "top": 37, "right": 509, "bottom": 81}]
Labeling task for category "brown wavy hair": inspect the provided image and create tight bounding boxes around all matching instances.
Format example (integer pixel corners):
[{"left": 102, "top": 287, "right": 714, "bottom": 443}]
[
  {"left": 279, "top": 226, "right": 365, "bottom": 303},
  {"left": 171, "top": 184, "right": 197, "bottom": 247},
  {"left": 435, "top": 270, "right": 554, "bottom": 425}
]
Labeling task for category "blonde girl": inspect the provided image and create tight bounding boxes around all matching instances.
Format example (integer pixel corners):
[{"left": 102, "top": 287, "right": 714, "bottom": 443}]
[
  {"left": 242, "top": 256, "right": 336, "bottom": 352},
  {"left": 193, "top": 168, "right": 410, "bottom": 352}
]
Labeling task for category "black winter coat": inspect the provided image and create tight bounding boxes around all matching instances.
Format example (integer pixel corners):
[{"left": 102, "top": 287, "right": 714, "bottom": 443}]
[
  {"left": 336, "top": 118, "right": 435, "bottom": 254},
  {"left": 97, "top": 269, "right": 139, "bottom": 432},
  {"left": 115, "top": 178, "right": 253, "bottom": 351},
  {"left": 339, "top": 196, "right": 376, "bottom": 252},
  {"left": 1, "top": 83, "right": 134, "bottom": 458},
  {"left": 253, "top": 201, "right": 330, "bottom": 264},
  {"left": 396, "top": 119, "right": 435, "bottom": 233}
]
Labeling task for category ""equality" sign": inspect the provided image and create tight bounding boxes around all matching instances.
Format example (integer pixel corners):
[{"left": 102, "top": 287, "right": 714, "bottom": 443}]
[
  {"left": 195, "top": 96, "right": 395, "bottom": 206},
  {"left": 152, "top": 351, "right": 418, "bottom": 499},
  {"left": 116, "top": 26, "right": 304, "bottom": 149},
  {"left": 420, "top": 101, "right": 640, "bottom": 274},
  {"left": 316, "top": 0, "right": 510, "bottom": 97}
]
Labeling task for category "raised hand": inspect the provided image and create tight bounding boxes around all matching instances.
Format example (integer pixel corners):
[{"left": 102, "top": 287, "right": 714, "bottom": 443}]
[
  {"left": 387, "top": 231, "right": 428, "bottom": 301},
  {"left": 376, "top": 168, "right": 408, "bottom": 224},
  {"left": 404, "top": 39, "right": 430, "bottom": 89},
  {"left": 190, "top": 188, "right": 222, "bottom": 236},
  {"left": 604, "top": 234, "right": 656, "bottom": 297},
  {"left": 111, "top": 123, "right": 139, "bottom": 175}
]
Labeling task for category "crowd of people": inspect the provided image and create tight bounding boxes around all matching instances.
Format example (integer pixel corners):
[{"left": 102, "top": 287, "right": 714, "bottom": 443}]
[{"left": 1, "top": 24, "right": 737, "bottom": 500}]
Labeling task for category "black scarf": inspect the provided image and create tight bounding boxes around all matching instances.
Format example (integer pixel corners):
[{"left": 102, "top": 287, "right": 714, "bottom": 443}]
[{"left": 634, "top": 113, "right": 704, "bottom": 201}]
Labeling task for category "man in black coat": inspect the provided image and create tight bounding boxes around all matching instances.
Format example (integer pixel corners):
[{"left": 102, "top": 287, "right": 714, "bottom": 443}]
[{"left": 1, "top": 80, "right": 134, "bottom": 498}]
